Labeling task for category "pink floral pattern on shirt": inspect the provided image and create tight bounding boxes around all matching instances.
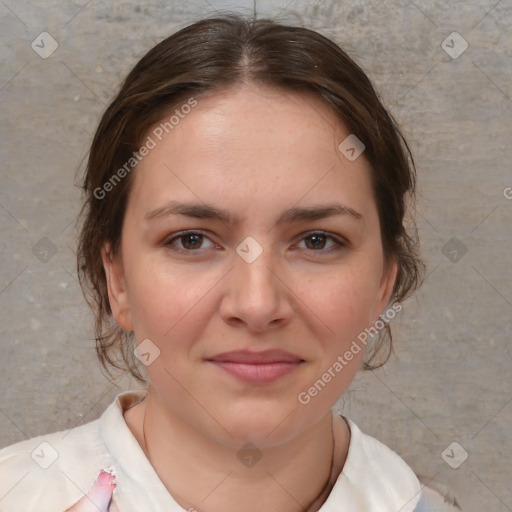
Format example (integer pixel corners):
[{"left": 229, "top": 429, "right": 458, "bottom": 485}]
[{"left": 64, "top": 470, "right": 119, "bottom": 511}]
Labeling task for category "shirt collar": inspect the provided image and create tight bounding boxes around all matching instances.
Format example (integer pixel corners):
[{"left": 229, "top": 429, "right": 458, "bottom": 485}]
[
  {"left": 318, "top": 416, "right": 421, "bottom": 512},
  {"left": 100, "top": 391, "right": 421, "bottom": 511}
]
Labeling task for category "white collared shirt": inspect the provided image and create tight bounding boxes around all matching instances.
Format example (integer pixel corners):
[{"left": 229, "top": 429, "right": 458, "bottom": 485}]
[{"left": 0, "top": 391, "right": 459, "bottom": 511}]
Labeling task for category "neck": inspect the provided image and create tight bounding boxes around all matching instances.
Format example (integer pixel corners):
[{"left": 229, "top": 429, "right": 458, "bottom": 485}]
[{"left": 125, "top": 389, "right": 350, "bottom": 512}]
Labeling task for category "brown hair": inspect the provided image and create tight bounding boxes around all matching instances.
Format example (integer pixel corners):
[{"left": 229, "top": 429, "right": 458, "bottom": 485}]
[{"left": 77, "top": 14, "right": 424, "bottom": 382}]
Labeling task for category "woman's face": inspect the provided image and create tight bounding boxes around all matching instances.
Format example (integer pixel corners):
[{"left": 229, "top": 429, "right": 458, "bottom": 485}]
[{"left": 104, "top": 84, "right": 397, "bottom": 447}]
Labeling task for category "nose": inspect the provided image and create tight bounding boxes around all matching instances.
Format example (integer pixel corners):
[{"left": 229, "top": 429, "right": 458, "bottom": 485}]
[{"left": 219, "top": 245, "right": 294, "bottom": 333}]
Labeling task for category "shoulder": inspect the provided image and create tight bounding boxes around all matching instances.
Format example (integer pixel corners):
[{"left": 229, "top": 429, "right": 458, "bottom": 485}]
[
  {"left": 333, "top": 417, "right": 462, "bottom": 512},
  {"left": 329, "top": 417, "right": 422, "bottom": 512},
  {"left": 415, "top": 478, "right": 463, "bottom": 511},
  {"left": 0, "top": 408, "right": 110, "bottom": 511},
  {"left": 0, "top": 413, "right": 103, "bottom": 462},
  {"left": 344, "top": 418, "right": 421, "bottom": 492}
]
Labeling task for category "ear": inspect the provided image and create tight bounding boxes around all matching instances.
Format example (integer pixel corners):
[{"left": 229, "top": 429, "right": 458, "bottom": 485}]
[
  {"left": 375, "top": 257, "right": 399, "bottom": 319},
  {"left": 102, "top": 243, "right": 133, "bottom": 332}
]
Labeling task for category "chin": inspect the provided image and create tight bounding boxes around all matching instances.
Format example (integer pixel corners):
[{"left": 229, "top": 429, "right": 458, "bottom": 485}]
[{"left": 212, "top": 402, "right": 308, "bottom": 449}]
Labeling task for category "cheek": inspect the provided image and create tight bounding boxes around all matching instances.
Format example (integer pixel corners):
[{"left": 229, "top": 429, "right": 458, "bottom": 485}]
[
  {"left": 292, "top": 270, "right": 375, "bottom": 409},
  {"left": 125, "top": 258, "right": 221, "bottom": 345},
  {"left": 296, "top": 265, "right": 379, "bottom": 343}
]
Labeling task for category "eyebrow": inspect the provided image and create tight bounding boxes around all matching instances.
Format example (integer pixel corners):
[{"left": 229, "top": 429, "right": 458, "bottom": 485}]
[{"left": 144, "top": 200, "right": 363, "bottom": 224}]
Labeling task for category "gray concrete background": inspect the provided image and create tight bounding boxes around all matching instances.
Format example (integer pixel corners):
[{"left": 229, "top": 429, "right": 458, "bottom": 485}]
[{"left": 0, "top": 1, "right": 511, "bottom": 511}]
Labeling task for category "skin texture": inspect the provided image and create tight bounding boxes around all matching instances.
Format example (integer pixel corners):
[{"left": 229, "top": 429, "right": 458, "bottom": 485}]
[{"left": 102, "top": 83, "right": 398, "bottom": 512}]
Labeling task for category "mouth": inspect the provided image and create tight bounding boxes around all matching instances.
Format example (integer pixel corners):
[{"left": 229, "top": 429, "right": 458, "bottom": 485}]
[{"left": 207, "top": 349, "right": 305, "bottom": 384}]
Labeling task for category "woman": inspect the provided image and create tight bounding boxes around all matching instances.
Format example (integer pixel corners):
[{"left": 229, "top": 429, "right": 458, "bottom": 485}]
[{"left": 0, "top": 15, "right": 461, "bottom": 512}]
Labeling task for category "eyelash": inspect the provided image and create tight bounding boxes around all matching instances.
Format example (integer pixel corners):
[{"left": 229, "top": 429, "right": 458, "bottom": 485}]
[{"left": 163, "top": 230, "right": 347, "bottom": 254}]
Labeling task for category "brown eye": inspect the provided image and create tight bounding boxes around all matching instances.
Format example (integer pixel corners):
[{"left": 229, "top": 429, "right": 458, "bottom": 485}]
[
  {"left": 305, "top": 234, "right": 327, "bottom": 250},
  {"left": 180, "top": 233, "right": 203, "bottom": 250},
  {"left": 164, "top": 231, "right": 216, "bottom": 252},
  {"left": 296, "top": 232, "right": 345, "bottom": 253}
]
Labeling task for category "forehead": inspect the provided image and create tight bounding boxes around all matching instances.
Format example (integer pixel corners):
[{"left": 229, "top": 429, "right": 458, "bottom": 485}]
[
  {"left": 127, "top": 84, "right": 375, "bottom": 221},
  {"left": 161, "top": 84, "right": 345, "bottom": 159}
]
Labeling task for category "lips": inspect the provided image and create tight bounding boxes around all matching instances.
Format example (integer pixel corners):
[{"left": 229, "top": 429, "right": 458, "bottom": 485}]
[
  {"left": 207, "top": 350, "right": 304, "bottom": 384},
  {"left": 209, "top": 349, "right": 303, "bottom": 364}
]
